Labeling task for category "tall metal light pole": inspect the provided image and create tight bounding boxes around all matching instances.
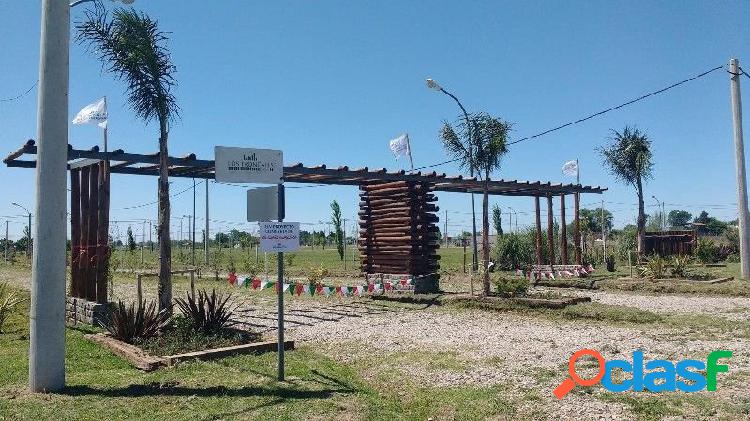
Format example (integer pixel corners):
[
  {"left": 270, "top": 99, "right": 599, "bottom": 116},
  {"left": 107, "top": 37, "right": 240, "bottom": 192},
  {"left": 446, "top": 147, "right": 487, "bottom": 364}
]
[
  {"left": 191, "top": 178, "right": 196, "bottom": 266},
  {"left": 29, "top": 0, "right": 69, "bottom": 393},
  {"left": 730, "top": 58, "right": 750, "bottom": 279},
  {"left": 426, "top": 78, "right": 478, "bottom": 271},
  {"left": 508, "top": 207, "right": 518, "bottom": 233},
  {"left": 29, "top": 0, "right": 135, "bottom": 393},
  {"left": 651, "top": 196, "right": 663, "bottom": 231},
  {"left": 12, "top": 203, "right": 32, "bottom": 258}
]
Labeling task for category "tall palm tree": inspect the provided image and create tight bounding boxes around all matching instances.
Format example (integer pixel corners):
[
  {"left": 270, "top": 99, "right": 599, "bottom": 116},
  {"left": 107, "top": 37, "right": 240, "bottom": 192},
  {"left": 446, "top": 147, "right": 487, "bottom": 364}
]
[
  {"left": 441, "top": 113, "right": 510, "bottom": 295},
  {"left": 599, "top": 126, "right": 653, "bottom": 258},
  {"left": 77, "top": 7, "right": 179, "bottom": 312}
]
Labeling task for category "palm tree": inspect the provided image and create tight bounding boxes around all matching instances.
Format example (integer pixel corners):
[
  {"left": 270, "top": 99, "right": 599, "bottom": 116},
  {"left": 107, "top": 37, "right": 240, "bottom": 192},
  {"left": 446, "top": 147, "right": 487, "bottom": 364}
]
[
  {"left": 599, "top": 126, "right": 653, "bottom": 259},
  {"left": 77, "top": 7, "right": 179, "bottom": 312},
  {"left": 441, "top": 113, "right": 510, "bottom": 295}
]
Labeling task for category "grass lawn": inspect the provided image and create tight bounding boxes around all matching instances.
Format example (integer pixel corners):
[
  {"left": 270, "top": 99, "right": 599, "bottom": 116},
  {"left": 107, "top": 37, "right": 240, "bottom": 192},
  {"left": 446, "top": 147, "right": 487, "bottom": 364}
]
[
  {"left": 107, "top": 245, "right": 471, "bottom": 278},
  {"left": 0, "top": 287, "right": 516, "bottom": 420}
]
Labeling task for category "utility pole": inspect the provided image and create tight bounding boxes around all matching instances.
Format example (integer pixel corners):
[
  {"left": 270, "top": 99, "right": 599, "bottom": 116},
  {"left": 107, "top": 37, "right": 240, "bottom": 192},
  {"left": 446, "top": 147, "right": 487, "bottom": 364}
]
[
  {"left": 4, "top": 220, "right": 8, "bottom": 262},
  {"left": 343, "top": 218, "right": 347, "bottom": 270},
  {"left": 30, "top": 0, "right": 68, "bottom": 392},
  {"left": 601, "top": 200, "right": 606, "bottom": 254},
  {"left": 444, "top": 210, "right": 448, "bottom": 247},
  {"left": 730, "top": 58, "right": 750, "bottom": 279},
  {"left": 205, "top": 180, "right": 209, "bottom": 265},
  {"left": 141, "top": 220, "right": 145, "bottom": 265},
  {"left": 149, "top": 220, "right": 152, "bottom": 252}
]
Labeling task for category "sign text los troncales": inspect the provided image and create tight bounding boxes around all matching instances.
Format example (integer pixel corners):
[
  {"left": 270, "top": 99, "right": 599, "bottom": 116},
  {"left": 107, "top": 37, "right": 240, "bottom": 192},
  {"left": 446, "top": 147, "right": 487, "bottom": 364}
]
[{"left": 214, "top": 146, "right": 283, "bottom": 184}]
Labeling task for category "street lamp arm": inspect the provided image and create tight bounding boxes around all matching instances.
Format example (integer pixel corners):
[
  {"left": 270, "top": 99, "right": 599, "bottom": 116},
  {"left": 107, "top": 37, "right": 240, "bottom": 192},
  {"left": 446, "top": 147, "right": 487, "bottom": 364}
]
[
  {"left": 12, "top": 202, "right": 31, "bottom": 215},
  {"left": 439, "top": 88, "right": 477, "bottom": 176}
]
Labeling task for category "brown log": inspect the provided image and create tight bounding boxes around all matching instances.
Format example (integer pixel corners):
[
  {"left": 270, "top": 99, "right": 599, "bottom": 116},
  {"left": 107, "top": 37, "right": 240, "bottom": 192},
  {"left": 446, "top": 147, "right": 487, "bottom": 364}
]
[
  {"left": 359, "top": 224, "right": 438, "bottom": 232},
  {"left": 96, "top": 161, "right": 110, "bottom": 304},
  {"left": 86, "top": 164, "right": 100, "bottom": 302},
  {"left": 358, "top": 246, "right": 439, "bottom": 253},
  {"left": 359, "top": 215, "right": 439, "bottom": 226},
  {"left": 360, "top": 192, "right": 437, "bottom": 202},
  {"left": 359, "top": 200, "right": 437, "bottom": 210},
  {"left": 79, "top": 166, "right": 90, "bottom": 300},
  {"left": 360, "top": 181, "right": 433, "bottom": 191},
  {"left": 70, "top": 169, "right": 81, "bottom": 298}
]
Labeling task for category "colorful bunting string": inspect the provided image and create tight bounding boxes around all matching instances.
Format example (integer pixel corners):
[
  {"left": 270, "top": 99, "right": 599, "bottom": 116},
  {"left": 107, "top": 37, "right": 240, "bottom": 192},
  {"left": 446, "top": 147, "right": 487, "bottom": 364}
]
[{"left": 226, "top": 272, "right": 413, "bottom": 298}]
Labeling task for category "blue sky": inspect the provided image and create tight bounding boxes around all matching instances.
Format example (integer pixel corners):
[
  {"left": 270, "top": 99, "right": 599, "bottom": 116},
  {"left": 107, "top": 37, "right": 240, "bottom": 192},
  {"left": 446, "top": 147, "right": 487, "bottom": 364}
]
[{"left": 1, "top": 1, "right": 749, "bottom": 242}]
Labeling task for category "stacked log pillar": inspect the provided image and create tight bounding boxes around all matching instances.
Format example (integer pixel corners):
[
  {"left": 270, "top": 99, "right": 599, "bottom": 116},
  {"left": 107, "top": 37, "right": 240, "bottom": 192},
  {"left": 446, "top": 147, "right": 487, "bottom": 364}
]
[
  {"left": 358, "top": 181, "right": 440, "bottom": 293},
  {"left": 69, "top": 162, "right": 110, "bottom": 309}
]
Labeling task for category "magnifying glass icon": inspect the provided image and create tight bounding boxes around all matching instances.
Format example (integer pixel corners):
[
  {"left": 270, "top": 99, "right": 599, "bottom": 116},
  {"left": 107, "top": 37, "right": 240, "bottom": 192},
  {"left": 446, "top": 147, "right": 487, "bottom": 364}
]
[{"left": 553, "top": 349, "right": 605, "bottom": 399}]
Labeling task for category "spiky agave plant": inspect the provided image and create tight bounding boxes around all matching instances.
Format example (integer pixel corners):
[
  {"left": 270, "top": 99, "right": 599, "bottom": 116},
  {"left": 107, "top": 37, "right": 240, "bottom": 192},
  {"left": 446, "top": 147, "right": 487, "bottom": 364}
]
[
  {"left": 174, "top": 289, "right": 239, "bottom": 335},
  {"left": 0, "top": 282, "right": 26, "bottom": 333},
  {"left": 103, "top": 300, "right": 171, "bottom": 344}
]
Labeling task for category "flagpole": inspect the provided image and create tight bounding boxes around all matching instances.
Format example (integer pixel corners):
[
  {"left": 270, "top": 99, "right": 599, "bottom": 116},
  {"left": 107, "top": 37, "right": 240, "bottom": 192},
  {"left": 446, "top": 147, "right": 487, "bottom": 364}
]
[
  {"left": 406, "top": 133, "right": 414, "bottom": 172},
  {"left": 102, "top": 96, "right": 108, "bottom": 154}
]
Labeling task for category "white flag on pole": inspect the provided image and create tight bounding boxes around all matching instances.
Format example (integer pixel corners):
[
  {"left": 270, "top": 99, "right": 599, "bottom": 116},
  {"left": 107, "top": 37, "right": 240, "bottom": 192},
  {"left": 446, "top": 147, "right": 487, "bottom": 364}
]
[
  {"left": 72, "top": 97, "right": 107, "bottom": 129},
  {"left": 562, "top": 160, "right": 579, "bottom": 177},
  {"left": 389, "top": 133, "right": 410, "bottom": 160}
]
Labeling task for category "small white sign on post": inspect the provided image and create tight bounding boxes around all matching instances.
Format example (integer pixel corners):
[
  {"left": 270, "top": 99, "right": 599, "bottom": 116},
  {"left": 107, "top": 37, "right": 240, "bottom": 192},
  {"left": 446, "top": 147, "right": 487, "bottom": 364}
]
[
  {"left": 259, "top": 222, "right": 300, "bottom": 252},
  {"left": 214, "top": 146, "right": 283, "bottom": 184},
  {"left": 247, "top": 186, "right": 279, "bottom": 222}
]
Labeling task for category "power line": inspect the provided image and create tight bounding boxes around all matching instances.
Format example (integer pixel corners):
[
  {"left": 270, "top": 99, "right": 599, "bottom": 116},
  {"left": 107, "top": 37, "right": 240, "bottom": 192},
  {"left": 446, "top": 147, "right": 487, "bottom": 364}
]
[
  {"left": 413, "top": 65, "right": 725, "bottom": 171},
  {"left": 507, "top": 65, "right": 724, "bottom": 146},
  {"left": 0, "top": 80, "right": 38, "bottom": 103},
  {"left": 114, "top": 181, "right": 200, "bottom": 210}
]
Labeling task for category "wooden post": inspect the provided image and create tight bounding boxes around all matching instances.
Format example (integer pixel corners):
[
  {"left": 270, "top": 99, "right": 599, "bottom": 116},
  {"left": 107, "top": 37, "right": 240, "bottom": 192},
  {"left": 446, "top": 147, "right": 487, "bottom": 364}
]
[
  {"left": 535, "top": 196, "right": 543, "bottom": 265},
  {"left": 87, "top": 164, "right": 99, "bottom": 302},
  {"left": 190, "top": 269, "right": 195, "bottom": 297},
  {"left": 70, "top": 169, "right": 81, "bottom": 298},
  {"left": 96, "top": 161, "right": 110, "bottom": 304},
  {"left": 79, "top": 166, "right": 91, "bottom": 300},
  {"left": 136, "top": 274, "right": 142, "bottom": 304},
  {"left": 547, "top": 194, "right": 555, "bottom": 267},
  {"left": 574, "top": 192, "right": 582, "bottom": 265},
  {"left": 560, "top": 194, "right": 568, "bottom": 265}
]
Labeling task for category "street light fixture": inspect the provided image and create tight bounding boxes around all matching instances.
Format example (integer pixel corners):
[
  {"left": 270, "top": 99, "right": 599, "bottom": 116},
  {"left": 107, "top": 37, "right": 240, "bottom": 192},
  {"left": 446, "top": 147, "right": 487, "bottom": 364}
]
[
  {"left": 30, "top": 0, "right": 137, "bottom": 393},
  {"left": 651, "top": 195, "right": 665, "bottom": 231},
  {"left": 426, "top": 77, "right": 478, "bottom": 272},
  {"left": 11, "top": 203, "right": 32, "bottom": 258}
]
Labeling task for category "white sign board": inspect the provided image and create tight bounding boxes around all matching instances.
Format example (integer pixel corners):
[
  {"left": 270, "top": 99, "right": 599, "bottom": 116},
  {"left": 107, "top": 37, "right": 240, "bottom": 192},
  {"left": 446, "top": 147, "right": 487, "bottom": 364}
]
[
  {"left": 259, "top": 222, "right": 300, "bottom": 252},
  {"left": 214, "top": 146, "right": 283, "bottom": 184},
  {"left": 247, "top": 186, "right": 279, "bottom": 222}
]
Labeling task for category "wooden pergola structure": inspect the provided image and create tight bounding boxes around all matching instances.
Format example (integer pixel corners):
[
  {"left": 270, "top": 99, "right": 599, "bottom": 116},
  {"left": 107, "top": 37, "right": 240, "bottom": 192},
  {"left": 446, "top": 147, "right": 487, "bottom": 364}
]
[{"left": 5, "top": 140, "right": 607, "bottom": 292}]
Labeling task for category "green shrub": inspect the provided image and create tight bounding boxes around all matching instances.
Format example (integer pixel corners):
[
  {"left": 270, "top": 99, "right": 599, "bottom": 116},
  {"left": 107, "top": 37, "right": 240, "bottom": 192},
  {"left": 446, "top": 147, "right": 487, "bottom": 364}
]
[
  {"left": 307, "top": 264, "right": 329, "bottom": 284},
  {"left": 0, "top": 283, "right": 26, "bottom": 333},
  {"left": 103, "top": 300, "right": 171, "bottom": 344},
  {"left": 696, "top": 239, "right": 718, "bottom": 264},
  {"left": 174, "top": 289, "right": 239, "bottom": 335},
  {"left": 670, "top": 255, "right": 692, "bottom": 278},
  {"left": 137, "top": 315, "right": 259, "bottom": 356},
  {"left": 639, "top": 255, "right": 667, "bottom": 279},
  {"left": 617, "top": 228, "right": 637, "bottom": 262},
  {"left": 494, "top": 232, "right": 535, "bottom": 270},
  {"left": 493, "top": 275, "right": 529, "bottom": 297},
  {"left": 725, "top": 253, "right": 740, "bottom": 263}
]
